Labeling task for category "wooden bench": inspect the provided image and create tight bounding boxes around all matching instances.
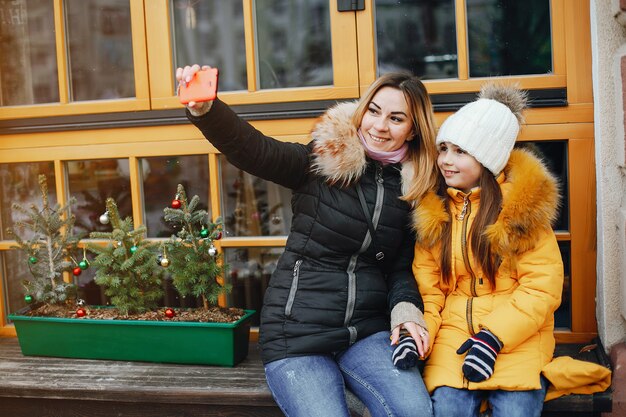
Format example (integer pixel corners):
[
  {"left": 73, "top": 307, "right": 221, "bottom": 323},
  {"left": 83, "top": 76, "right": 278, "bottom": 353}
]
[{"left": 0, "top": 337, "right": 611, "bottom": 417}]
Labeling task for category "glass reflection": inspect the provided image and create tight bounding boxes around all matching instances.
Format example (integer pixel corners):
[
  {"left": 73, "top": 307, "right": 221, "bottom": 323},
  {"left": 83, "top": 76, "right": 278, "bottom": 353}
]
[
  {"left": 66, "top": 159, "right": 131, "bottom": 235},
  {"left": 171, "top": 0, "right": 247, "bottom": 92},
  {"left": 219, "top": 156, "right": 293, "bottom": 237},
  {"left": 255, "top": 0, "right": 332, "bottom": 88},
  {"left": 467, "top": 0, "right": 552, "bottom": 77},
  {"left": 0, "top": 162, "right": 56, "bottom": 240},
  {"left": 375, "top": 0, "right": 457, "bottom": 79},
  {"left": 224, "top": 246, "right": 283, "bottom": 325},
  {"left": 555, "top": 241, "right": 571, "bottom": 329},
  {"left": 515, "top": 141, "right": 568, "bottom": 231},
  {"left": 141, "top": 155, "right": 210, "bottom": 238},
  {"left": 65, "top": 0, "right": 135, "bottom": 101},
  {"left": 0, "top": 0, "right": 59, "bottom": 105},
  {"left": 2, "top": 250, "right": 33, "bottom": 318}
]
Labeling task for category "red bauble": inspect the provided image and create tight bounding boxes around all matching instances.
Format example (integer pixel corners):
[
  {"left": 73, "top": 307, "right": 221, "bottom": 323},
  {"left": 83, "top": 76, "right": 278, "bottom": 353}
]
[
  {"left": 76, "top": 308, "right": 86, "bottom": 317},
  {"left": 215, "top": 231, "right": 222, "bottom": 240},
  {"left": 72, "top": 267, "right": 82, "bottom": 276},
  {"left": 165, "top": 308, "right": 175, "bottom": 318},
  {"left": 171, "top": 199, "right": 182, "bottom": 209}
]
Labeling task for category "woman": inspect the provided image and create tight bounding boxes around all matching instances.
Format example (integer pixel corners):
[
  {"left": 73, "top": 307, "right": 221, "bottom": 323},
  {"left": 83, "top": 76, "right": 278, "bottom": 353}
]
[
  {"left": 178, "top": 65, "right": 438, "bottom": 417},
  {"left": 412, "top": 83, "right": 563, "bottom": 417}
]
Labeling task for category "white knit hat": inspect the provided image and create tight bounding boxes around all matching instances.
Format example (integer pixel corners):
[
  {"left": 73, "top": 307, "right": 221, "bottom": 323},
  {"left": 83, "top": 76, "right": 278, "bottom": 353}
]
[{"left": 436, "top": 83, "right": 527, "bottom": 175}]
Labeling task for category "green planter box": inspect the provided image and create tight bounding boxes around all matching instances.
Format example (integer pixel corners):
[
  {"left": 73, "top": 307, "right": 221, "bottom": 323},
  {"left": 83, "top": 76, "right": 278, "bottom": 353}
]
[{"left": 8, "top": 307, "right": 255, "bottom": 367}]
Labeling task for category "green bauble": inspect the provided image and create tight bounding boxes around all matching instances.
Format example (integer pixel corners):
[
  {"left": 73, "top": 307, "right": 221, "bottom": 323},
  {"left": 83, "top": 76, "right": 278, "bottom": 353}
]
[
  {"left": 200, "top": 229, "right": 209, "bottom": 238},
  {"left": 79, "top": 260, "right": 89, "bottom": 270},
  {"left": 24, "top": 295, "right": 33, "bottom": 304},
  {"left": 28, "top": 256, "right": 38, "bottom": 264},
  {"left": 130, "top": 245, "right": 138, "bottom": 254}
]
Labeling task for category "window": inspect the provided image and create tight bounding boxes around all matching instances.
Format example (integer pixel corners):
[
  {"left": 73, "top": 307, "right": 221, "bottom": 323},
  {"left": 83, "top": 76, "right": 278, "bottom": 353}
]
[{"left": 0, "top": 0, "right": 596, "bottom": 344}]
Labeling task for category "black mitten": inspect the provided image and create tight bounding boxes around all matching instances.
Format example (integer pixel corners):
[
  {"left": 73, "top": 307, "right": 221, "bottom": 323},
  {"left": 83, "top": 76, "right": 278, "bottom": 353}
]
[
  {"left": 456, "top": 329, "right": 502, "bottom": 382},
  {"left": 392, "top": 333, "right": 419, "bottom": 369}
]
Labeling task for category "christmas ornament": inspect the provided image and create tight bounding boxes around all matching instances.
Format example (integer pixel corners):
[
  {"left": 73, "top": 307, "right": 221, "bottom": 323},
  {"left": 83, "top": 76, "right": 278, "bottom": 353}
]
[
  {"left": 156, "top": 254, "right": 163, "bottom": 266},
  {"left": 172, "top": 194, "right": 182, "bottom": 209},
  {"left": 79, "top": 260, "right": 89, "bottom": 270},
  {"left": 76, "top": 299, "right": 86, "bottom": 307},
  {"left": 76, "top": 307, "right": 86, "bottom": 317},
  {"left": 130, "top": 245, "right": 138, "bottom": 254},
  {"left": 24, "top": 295, "right": 33, "bottom": 304},
  {"left": 99, "top": 211, "right": 110, "bottom": 225},
  {"left": 214, "top": 231, "right": 222, "bottom": 240},
  {"left": 165, "top": 308, "right": 175, "bottom": 318},
  {"left": 160, "top": 257, "right": 170, "bottom": 267},
  {"left": 28, "top": 256, "right": 38, "bottom": 264},
  {"left": 251, "top": 211, "right": 260, "bottom": 220},
  {"left": 208, "top": 245, "right": 217, "bottom": 257},
  {"left": 72, "top": 266, "right": 82, "bottom": 276},
  {"left": 200, "top": 228, "right": 209, "bottom": 238}
]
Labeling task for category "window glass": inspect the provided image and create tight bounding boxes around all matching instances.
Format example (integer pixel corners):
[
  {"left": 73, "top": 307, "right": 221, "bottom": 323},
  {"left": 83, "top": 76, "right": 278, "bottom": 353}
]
[
  {"left": 0, "top": 0, "right": 59, "bottom": 106},
  {"left": 141, "top": 155, "right": 210, "bottom": 238},
  {"left": 515, "top": 141, "right": 568, "bottom": 231},
  {"left": 65, "top": 0, "right": 135, "bottom": 101},
  {"left": 2, "top": 250, "right": 32, "bottom": 318},
  {"left": 555, "top": 241, "right": 571, "bottom": 329},
  {"left": 224, "top": 246, "right": 283, "bottom": 325},
  {"left": 467, "top": 0, "right": 552, "bottom": 77},
  {"left": 219, "top": 156, "right": 293, "bottom": 237},
  {"left": 0, "top": 162, "right": 56, "bottom": 240},
  {"left": 375, "top": 0, "right": 457, "bottom": 79},
  {"left": 66, "top": 159, "right": 131, "bottom": 236},
  {"left": 171, "top": 0, "right": 247, "bottom": 92},
  {"left": 255, "top": 0, "right": 332, "bottom": 89}
]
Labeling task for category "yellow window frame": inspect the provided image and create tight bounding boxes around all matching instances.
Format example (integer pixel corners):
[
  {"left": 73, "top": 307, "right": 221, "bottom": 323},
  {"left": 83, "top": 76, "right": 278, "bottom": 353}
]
[{"left": 0, "top": 0, "right": 151, "bottom": 121}]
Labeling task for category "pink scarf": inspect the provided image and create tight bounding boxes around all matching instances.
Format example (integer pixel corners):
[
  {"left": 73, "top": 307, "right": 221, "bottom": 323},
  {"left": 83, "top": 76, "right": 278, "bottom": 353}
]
[{"left": 358, "top": 130, "right": 409, "bottom": 165}]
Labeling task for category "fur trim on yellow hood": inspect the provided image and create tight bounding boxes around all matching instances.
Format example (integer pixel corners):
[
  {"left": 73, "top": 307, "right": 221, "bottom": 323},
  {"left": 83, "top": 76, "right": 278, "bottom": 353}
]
[
  {"left": 413, "top": 148, "right": 560, "bottom": 256},
  {"left": 310, "top": 101, "right": 416, "bottom": 194}
]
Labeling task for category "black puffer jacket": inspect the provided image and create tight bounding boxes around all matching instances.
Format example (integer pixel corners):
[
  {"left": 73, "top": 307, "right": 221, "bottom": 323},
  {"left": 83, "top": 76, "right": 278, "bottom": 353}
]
[{"left": 188, "top": 99, "right": 424, "bottom": 364}]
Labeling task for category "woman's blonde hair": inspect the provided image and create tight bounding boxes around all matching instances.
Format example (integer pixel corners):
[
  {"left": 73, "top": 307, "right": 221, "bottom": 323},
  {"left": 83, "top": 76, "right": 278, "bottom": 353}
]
[{"left": 351, "top": 72, "right": 439, "bottom": 202}]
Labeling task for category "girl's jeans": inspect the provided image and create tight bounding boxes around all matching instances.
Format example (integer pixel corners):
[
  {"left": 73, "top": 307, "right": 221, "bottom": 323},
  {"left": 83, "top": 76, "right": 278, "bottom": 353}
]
[
  {"left": 431, "top": 377, "right": 549, "bottom": 417},
  {"left": 264, "top": 330, "right": 433, "bottom": 417}
]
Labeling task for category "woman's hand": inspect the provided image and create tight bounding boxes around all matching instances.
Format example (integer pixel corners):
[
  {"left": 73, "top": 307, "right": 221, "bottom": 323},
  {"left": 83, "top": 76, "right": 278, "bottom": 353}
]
[
  {"left": 391, "top": 321, "right": 429, "bottom": 357},
  {"left": 176, "top": 64, "right": 213, "bottom": 115}
]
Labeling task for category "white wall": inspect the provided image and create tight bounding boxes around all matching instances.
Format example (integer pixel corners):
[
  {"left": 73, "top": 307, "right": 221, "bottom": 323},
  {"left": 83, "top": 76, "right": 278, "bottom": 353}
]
[{"left": 590, "top": 0, "right": 626, "bottom": 350}]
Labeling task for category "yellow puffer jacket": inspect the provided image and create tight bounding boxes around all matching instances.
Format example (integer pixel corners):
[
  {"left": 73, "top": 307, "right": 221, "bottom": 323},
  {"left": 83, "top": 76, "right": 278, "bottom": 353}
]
[{"left": 412, "top": 148, "right": 564, "bottom": 393}]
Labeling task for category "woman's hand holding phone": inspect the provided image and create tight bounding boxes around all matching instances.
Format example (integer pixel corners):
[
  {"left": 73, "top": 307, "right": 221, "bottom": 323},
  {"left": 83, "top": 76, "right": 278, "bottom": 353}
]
[{"left": 176, "top": 64, "right": 217, "bottom": 116}]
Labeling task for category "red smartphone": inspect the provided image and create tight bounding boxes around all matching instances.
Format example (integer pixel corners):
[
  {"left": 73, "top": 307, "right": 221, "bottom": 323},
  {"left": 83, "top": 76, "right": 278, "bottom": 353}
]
[{"left": 178, "top": 68, "right": 219, "bottom": 104}]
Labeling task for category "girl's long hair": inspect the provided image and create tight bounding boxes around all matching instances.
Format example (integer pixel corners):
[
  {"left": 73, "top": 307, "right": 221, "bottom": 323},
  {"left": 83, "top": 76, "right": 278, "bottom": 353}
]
[
  {"left": 438, "top": 169, "right": 503, "bottom": 287},
  {"left": 351, "top": 72, "right": 439, "bottom": 202}
]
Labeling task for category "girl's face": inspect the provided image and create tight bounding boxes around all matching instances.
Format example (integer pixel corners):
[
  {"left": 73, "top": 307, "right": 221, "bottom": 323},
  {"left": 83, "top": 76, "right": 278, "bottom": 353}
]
[
  {"left": 437, "top": 141, "right": 483, "bottom": 193},
  {"left": 360, "top": 87, "right": 414, "bottom": 152}
]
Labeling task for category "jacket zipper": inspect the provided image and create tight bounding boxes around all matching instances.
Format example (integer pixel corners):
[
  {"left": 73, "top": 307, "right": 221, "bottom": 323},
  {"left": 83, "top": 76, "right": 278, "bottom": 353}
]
[
  {"left": 344, "top": 164, "right": 385, "bottom": 344},
  {"left": 285, "top": 259, "right": 302, "bottom": 317},
  {"left": 458, "top": 193, "right": 478, "bottom": 336}
]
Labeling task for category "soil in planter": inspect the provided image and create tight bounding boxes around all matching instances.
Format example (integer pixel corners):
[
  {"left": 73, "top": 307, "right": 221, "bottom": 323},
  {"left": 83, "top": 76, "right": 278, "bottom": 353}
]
[{"left": 24, "top": 303, "right": 246, "bottom": 323}]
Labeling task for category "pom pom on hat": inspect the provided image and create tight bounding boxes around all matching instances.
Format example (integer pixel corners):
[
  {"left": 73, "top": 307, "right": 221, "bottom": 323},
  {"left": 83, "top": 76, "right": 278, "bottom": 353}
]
[{"left": 436, "top": 83, "right": 528, "bottom": 175}]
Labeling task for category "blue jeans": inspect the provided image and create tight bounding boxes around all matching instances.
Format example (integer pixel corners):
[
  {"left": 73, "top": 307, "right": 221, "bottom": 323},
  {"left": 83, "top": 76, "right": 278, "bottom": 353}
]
[
  {"left": 264, "top": 331, "right": 433, "bottom": 417},
  {"left": 431, "top": 377, "right": 549, "bottom": 417}
]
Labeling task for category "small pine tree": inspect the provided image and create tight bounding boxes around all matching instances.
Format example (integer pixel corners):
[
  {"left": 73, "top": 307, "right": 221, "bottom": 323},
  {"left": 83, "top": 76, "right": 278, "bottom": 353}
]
[
  {"left": 88, "top": 198, "right": 163, "bottom": 315},
  {"left": 163, "top": 184, "right": 230, "bottom": 310},
  {"left": 7, "top": 175, "right": 79, "bottom": 305}
]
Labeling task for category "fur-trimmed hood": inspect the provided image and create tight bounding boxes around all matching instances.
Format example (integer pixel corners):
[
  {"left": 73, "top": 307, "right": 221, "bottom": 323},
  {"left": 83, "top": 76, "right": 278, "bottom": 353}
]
[
  {"left": 413, "top": 148, "right": 560, "bottom": 256},
  {"left": 310, "top": 101, "right": 416, "bottom": 193}
]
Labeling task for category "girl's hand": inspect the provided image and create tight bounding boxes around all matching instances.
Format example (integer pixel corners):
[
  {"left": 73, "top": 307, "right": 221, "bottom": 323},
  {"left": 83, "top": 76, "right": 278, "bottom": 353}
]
[
  {"left": 176, "top": 64, "right": 213, "bottom": 115},
  {"left": 391, "top": 321, "right": 429, "bottom": 357}
]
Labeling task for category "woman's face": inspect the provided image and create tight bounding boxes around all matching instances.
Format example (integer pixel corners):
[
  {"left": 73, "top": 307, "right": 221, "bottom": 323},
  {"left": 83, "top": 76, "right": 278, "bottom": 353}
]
[
  {"left": 437, "top": 141, "right": 483, "bottom": 193},
  {"left": 360, "top": 87, "right": 414, "bottom": 152}
]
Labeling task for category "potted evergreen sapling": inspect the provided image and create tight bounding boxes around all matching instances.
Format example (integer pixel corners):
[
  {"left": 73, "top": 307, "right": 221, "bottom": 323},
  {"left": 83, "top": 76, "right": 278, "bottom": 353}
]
[
  {"left": 7, "top": 175, "right": 80, "bottom": 313},
  {"left": 87, "top": 197, "right": 164, "bottom": 316},
  {"left": 160, "top": 184, "right": 254, "bottom": 364}
]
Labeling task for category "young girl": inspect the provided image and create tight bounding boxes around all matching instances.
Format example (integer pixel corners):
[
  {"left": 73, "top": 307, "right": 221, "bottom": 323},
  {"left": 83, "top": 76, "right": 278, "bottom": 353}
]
[
  {"left": 178, "top": 65, "right": 436, "bottom": 417},
  {"left": 412, "top": 83, "right": 564, "bottom": 417}
]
